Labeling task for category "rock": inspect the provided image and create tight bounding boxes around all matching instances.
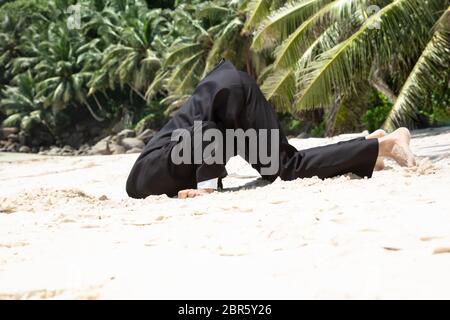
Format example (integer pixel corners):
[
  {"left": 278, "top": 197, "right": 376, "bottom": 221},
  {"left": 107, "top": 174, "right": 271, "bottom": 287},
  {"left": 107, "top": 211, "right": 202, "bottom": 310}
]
[
  {"left": 47, "top": 146, "right": 62, "bottom": 156},
  {"left": 61, "top": 145, "right": 75, "bottom": 155},
  {"left": 1, "top": 127, "right": 19, "bottom": 137},
  {"left": 89, "top": 136, "right": 112, "bottom": 155},
  {"left": 79, "top": 143, "right": 90, "bottom": 152},
  {"left": 6, "top": 143, "right": 18, "bottom": 152},
  {"left": 110, "top": 135, "right": 122, "bottom": 144},
  {"left": 98, "top": 135, "right": 112, "bottom": 143},
  {"left": 136, "top": 129, "right": 154, "bottom": 144},
  {"left": 111, "top": 121, "right": 125, "bottom": 134},
  {"left": 7, "top": 134, "right": 19, "bottom": 142},
  {"left": 38, "top": 146, "right": 48, "bottom": 155},
  {"left": 19, "top": 145, "right": 31, "bottom": 153},
  {"left": 18, "top": 131, "right": 27, "bottom": 145},
  {"left": 121, "top": 138, "right": 144, "bottom": 150},
  {"left": 126, "top": 147, "right": 143, "bottom": 154},
  {"left": 110, "top": 143, "right": 126, "bottom": 155},
  {"left": 117, "top": 129, "right": 135, "bottom": 139}
]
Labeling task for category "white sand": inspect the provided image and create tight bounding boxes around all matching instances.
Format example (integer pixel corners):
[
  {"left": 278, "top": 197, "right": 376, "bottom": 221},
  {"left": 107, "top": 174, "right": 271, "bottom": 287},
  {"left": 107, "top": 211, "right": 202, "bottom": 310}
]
[{"left": 0, "top": 127, "right": 449, "bottom": 299}]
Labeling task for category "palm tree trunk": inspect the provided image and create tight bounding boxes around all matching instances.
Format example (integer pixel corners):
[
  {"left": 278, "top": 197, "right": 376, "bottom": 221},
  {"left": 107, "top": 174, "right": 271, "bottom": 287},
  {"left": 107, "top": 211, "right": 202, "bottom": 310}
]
[
  {"left": 128, "top": 84, "right": 146, "bottom": 101},
  {"left": 370, "top": 69, "right": 398, "bottom": 104},
  {"left": 325, "top": 95, "right": 340, "bottom": 137},
  {"left": 370, "top": 76, "right": 398, "bottom": 104},
  {"left": 92, "top": 93, "right": 104, "bottom": 111},
  {"left": 83, "top": 100, "right": 104, "bottom": 122}
]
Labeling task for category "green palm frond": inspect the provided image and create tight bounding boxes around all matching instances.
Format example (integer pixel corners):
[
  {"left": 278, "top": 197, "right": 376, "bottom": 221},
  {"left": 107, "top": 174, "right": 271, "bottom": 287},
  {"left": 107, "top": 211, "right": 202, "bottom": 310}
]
[
  {"left": 167, "top": 51, "right": 205, "bottom": 91},
  {"left": 273, "top": 0, "right": 369, "bottom": 68},
  {"left": 257, "top": 63, "right": 275, "bottom": 83},
  {"left": 296, "top": 21, "right": 344, "bottom": 69},
  {"left": 88, "top": 67, "right": 111, "bottom": 94},
  {"left": 294, "top": 0, "right": 440, "bottom": 110},
  {"left": 174, "top": 58, "right": 202, "bottom": 95},
  {"left": 135, "top": 51, "right": 161, "bottom": 90},
  {"left": 242, "top": 0, "right": 272, "bottom": 33},
  {"left": 384, "top": 7, "right": 450, "bottom": 131},
  {"left": 175, "top": 8, "right": 209, "bottom": 37},
  {"left": 260, "top": 68, "right": 296, "bottom": 112},
  {"left": 0, "top": 71, "right": 39, "bottom": 114},
  {"left": 203, "top": 18, "right": 244, "bottom": 77},
  {"left": 251, "top": 0, "right": 334, "bottom": 50},
  {"left": 164, "top": 43, "right": 203, "bottom": 67},
  {"left": 197, "top": 2, "right": 233, "bottom": 21},
  {"left": 144, "top": 69, "right": 170, "bottom": 101},
  {"left": 163, "top": 94, "right": 191, "bottom": 116}
]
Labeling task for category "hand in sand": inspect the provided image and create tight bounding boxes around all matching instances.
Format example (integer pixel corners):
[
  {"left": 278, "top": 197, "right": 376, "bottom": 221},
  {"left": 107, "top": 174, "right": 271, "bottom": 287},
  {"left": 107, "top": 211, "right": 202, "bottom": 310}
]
[{"left": 178, "top": 188, "right": 215, "bottom": 199}]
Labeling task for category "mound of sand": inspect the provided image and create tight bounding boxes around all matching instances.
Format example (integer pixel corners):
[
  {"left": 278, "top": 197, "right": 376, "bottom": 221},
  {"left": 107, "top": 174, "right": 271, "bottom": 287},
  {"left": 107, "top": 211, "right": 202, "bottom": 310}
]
[{"left": 0, "top": 128, "right": 449, "bottom": 299}]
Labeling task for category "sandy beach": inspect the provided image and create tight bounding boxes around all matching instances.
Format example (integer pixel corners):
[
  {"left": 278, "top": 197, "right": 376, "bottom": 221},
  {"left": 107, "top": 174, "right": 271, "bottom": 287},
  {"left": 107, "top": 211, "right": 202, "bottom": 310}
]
[{"left": 0, "top": 127, "right": 449, "bottom": 299}]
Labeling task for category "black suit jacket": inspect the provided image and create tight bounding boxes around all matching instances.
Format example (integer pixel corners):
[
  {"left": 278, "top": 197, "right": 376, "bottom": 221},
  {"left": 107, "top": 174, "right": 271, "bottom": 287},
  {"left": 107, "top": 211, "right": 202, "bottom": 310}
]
[{"left": 137, "top": 59, "right": 245, "bottom": 185}]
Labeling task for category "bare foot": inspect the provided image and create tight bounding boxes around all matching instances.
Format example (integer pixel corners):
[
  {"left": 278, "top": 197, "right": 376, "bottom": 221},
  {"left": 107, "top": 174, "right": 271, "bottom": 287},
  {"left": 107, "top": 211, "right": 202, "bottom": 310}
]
[
  {"left": 366, "top": 129, "right": 386, "bottom": 140},
  {"left": 374, "top": 158, "right": 385, "bottom": 171},
  {"left": 178, "top": 188, "right": 214, "bottom": 199},
  {"left": 379, "top": 128, "right": 416, "bottom": 167},
  {"left": 367, "top": 129, "right": 386, "bottom": 171}
]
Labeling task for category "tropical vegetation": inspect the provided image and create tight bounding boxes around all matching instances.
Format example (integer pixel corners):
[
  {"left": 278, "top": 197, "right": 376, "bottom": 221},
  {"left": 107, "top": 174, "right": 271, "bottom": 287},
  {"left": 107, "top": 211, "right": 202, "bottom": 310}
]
[{"left": 0, "top": 0, "right": 449, "bottom": 148}]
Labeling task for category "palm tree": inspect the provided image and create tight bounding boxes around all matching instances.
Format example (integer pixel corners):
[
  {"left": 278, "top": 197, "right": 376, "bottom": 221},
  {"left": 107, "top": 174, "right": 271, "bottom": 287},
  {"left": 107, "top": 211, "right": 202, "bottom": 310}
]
[
  {"left": 384, "top": 6, "right": 450, "bottom": 130},
  {"left": 0, "top": 71, "right": 40, "bottom": 122},
  {"left": 0, "top": 9, "right": 52, "bottom": 121},
  {"left": 0, "top": 15, "right": 29, "bottom": 85},
  {"left": 34, "top": 22, "right": 104, "bottom": 121},
  {"left": 145, "top": 0, "right": 251, "bottom": 114},
  {"left": 245, "top": 0, "right": 450, "bottom": 132},
  {"left": 87, "top": 4, "right": 162, "bottom": 101}
]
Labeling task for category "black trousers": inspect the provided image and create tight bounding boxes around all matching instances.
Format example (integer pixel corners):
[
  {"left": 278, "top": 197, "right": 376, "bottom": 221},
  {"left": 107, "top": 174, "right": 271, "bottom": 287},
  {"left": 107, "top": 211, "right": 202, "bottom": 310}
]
[{"left": 126, "top": 64, "right": 378, "bottom": 198}]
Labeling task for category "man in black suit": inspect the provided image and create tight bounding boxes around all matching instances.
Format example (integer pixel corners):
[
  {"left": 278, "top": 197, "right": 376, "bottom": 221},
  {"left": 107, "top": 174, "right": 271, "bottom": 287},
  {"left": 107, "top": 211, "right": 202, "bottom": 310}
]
[{"left": 126, "top": 59, "right": 415, "bottom": 199}]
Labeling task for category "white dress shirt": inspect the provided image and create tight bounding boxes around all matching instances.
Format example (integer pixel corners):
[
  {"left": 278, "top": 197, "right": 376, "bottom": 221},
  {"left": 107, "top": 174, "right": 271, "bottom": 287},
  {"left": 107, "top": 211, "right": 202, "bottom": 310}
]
[{"left": 197, "top": 178, "right": 218, "bottom": 190}]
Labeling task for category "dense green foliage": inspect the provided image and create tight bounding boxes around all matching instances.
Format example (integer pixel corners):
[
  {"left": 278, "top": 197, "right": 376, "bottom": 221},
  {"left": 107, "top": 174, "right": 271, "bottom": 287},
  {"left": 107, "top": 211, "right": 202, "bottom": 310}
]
[
  {"left": 247, "top": 0, "right": 450, "bottom": 134},
  {"left": 0, "top": 0, "right": 449, "bottom": 145},
  {"left": 361, "top": 93, "right": 393, "bottom": 132}
]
